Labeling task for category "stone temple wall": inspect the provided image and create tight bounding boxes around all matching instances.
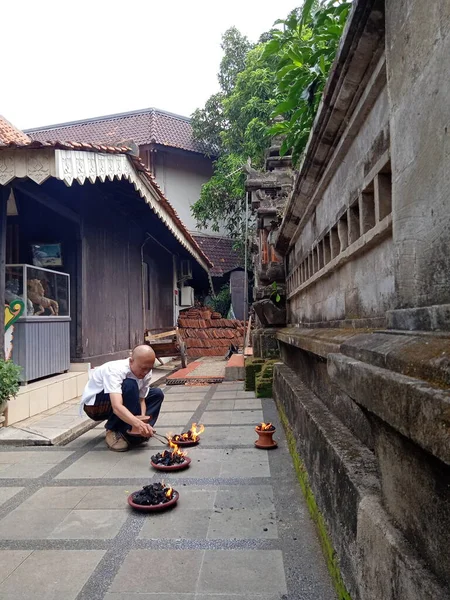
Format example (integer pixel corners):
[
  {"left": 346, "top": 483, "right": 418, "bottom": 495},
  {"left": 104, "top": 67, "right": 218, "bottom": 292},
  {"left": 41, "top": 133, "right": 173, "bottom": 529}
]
[{"left": 268, "top": 1, "right": 450, "bottom": 599}]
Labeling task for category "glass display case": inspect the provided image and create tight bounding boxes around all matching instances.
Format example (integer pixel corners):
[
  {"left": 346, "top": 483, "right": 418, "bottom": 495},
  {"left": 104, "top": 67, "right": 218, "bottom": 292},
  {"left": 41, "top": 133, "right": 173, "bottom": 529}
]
[
  {"left": 5, "top": 264, "right": 70, "bottom": 317},
  {"left": 4, "top": 265, "right": 71, "bottom": 383}
]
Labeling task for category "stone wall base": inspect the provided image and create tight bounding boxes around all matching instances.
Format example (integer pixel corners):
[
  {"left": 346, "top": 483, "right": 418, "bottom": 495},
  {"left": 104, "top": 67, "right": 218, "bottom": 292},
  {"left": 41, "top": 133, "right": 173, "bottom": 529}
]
[{"left": 274, "top": 363, "right": 449, "bottom": 600}]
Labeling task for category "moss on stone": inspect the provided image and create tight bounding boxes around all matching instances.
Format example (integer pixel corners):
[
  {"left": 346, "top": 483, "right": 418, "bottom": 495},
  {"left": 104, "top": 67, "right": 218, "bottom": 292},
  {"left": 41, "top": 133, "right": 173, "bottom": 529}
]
[
  {"left": 255, "top": 359, "right": 278, "bottom": 397},
  {"left": 255, "top": 375, "right": 273, "bottom": 398},
  {"left": 277, "top": 402, "right": 352, "bottom": 600},
  {"left": 245, "top": 358, "right": 266, "bottom": 391}
]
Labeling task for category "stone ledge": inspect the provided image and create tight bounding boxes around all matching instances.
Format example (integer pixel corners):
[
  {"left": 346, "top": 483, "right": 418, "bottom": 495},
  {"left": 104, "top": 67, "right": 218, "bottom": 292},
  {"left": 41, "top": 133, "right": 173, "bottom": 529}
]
[
  {"left": 274, "top": 362, "right": 449, "bottom": 600},
  {"left": 340, "top": 331, "right": 450, "bottom": 388},
  {"left": 277, "top": 327, "right": 368, "bottom": 358},
  {"left": 357, "top": 496, "right": 449, "bottom": 600},
  {"left": 387, "top": 303, "right": 450, "bottom": 332},
  {"left": 328, "top": 353, "right": 450, "bottom": 465},
  {"left": 274, "top": 363, "right": 379, "bottom": 597},
  {"left": 277, "top": 327, "right": 450, "bottom": 390}
]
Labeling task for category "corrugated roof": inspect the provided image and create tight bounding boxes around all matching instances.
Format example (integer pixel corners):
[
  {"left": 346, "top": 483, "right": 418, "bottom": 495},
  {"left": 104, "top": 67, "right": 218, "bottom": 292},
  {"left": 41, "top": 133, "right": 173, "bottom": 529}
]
[
  {"left": 193, "top": 235, "right": 243, "bottom": 276},
  {"left": 25, "top": 108, "right": 211, "bottom": 155},
  {"left": 0, "top": 116, "right": 31, "bottom": 146}
]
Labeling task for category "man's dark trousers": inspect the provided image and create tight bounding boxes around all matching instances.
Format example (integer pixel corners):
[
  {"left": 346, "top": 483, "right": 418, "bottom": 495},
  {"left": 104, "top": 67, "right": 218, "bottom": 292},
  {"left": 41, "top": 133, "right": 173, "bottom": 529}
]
[{"left": 93, "top": 378, "right": 164, "bottom": 438}]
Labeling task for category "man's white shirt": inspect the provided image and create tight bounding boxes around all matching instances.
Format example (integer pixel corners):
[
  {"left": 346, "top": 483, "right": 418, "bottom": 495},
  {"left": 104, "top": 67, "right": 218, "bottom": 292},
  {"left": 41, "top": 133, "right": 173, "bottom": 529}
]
[{"left": 80, "top": 358, "right": 153, "bottom": 409}]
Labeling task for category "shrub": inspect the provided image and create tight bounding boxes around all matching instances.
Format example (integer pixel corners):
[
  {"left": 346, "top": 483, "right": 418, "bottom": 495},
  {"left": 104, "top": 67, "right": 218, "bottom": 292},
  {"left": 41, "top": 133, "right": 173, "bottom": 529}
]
[{"left": 0, "top": 359, "right": 22, "bottom": 403}]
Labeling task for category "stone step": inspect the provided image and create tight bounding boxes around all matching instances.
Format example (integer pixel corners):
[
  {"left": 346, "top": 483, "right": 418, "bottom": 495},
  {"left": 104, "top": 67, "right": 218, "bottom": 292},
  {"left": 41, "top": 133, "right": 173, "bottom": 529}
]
[{"left": 0, "top": 396, "right": 97, "bottom": 446}]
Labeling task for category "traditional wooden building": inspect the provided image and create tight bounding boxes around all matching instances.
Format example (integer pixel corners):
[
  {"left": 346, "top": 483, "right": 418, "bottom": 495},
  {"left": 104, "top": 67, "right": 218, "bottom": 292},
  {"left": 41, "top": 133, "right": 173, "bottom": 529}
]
[
  {"left": 0, "top": 117, "right": 212, "bottom": 422},
  {"left": 25, "top": 108, "right": 218, "bottom": 235}
]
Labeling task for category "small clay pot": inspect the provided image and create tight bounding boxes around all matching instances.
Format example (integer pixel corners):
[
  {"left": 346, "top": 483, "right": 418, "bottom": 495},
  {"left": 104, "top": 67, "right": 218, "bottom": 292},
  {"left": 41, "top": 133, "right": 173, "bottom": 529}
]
[{"left": 254, "top": 426, "right": 277, "bottom": 449}]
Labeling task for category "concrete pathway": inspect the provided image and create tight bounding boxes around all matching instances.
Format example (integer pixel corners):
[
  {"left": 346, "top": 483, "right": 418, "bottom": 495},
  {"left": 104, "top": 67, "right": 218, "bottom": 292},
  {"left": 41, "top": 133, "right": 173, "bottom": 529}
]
[{"left": 0, "top": 382, "right": 336, "bottom": 600}]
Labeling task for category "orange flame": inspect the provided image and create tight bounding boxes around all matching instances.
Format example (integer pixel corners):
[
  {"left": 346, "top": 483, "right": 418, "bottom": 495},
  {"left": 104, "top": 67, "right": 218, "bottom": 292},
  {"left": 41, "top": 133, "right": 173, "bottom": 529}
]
[
  {"left": 168, "top": 438, "right": 187, "bottom": 458},
  {"left": 257, "top": 422, "right": 273, "bottom": 431},
  {"left": 191, "top": 422, "right": 205, "bottom": 441},
  {"left": 168, "top": 422, "right": 205, "bottom": 443},
  {"left": 165, "top": 486, "right": 173, "bottom": 499}
]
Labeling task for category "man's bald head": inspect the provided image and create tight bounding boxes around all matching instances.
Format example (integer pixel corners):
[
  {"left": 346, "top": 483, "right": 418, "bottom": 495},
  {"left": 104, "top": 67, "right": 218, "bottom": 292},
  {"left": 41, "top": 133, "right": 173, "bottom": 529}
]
[{"left": 130, "top": 345, "right": 156, "bottom": 379}]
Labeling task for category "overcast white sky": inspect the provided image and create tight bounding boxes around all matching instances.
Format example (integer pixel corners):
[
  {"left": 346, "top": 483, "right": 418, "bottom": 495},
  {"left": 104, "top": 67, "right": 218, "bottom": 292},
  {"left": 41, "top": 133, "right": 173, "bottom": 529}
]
[{"left": 3, "top": 0, "right": 300, "bottom": 130}]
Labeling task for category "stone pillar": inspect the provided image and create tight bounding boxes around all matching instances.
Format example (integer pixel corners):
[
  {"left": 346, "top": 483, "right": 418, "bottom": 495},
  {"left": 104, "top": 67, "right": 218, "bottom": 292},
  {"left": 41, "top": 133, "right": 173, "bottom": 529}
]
[{"left": 386, "top": 1, "right": 450, "bottom": 330}]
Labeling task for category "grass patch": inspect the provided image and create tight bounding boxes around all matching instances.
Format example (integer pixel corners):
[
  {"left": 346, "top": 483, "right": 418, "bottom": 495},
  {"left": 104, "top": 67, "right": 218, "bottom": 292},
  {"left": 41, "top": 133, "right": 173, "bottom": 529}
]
[{"left": 277, "top": 402, "right": 352, "bottom": 600}]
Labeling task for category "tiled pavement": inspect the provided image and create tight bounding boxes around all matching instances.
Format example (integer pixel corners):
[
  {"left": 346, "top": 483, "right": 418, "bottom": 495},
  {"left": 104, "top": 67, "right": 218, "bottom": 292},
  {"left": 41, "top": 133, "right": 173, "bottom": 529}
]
[{"left": 0, "top": 382, "right": 336, "bottom": 600}]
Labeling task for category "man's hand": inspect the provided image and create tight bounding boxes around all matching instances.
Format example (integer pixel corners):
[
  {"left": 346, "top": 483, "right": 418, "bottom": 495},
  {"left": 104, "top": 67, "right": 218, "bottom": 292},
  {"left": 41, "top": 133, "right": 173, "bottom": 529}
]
[{"left": 130, "top": 417, "right": 154, "bottom": 437}]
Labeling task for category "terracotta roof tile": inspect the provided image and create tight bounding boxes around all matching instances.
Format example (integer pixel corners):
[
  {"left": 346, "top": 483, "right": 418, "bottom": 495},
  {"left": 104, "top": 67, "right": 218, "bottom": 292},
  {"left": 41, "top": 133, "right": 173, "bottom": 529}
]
[
  {"left": 0, "top": 116, "right": 31, "bottom": 146},
  {"left": 193, "top": 235, "right": 243, "bottom": 276},
  {"left": 25, "top": 108, "right": 213, "bottom": 155}
]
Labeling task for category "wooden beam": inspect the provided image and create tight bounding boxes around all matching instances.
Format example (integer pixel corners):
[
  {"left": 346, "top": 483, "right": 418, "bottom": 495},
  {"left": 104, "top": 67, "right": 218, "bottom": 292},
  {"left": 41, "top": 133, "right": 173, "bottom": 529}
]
[
  {"left": 0, "top": 187, "right": 8, "bottom": 359},
  {"left": 13, "top": 182, "right": 81, "bottom": 224}
]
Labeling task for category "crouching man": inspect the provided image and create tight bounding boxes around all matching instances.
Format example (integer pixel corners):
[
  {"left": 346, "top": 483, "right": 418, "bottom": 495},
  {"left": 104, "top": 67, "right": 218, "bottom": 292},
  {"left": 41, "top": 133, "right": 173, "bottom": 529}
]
[{"left": 80, "top": 345, "right": 164, "bottom": 452}]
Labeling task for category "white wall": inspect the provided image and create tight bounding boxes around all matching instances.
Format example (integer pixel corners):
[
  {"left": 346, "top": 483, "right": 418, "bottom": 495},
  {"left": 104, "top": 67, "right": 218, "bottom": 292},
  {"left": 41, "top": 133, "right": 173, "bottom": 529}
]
[{"left": 152, "top": 149, "right": 225, "bottom": 235}]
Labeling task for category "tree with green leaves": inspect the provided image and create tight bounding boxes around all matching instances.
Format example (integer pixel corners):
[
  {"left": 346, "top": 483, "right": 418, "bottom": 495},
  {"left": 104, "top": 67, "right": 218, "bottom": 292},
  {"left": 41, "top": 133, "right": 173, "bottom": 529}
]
[
  {"left": 265, "top": 0, "right": 352, "bottom": 161},
  {"left": 191, "top": 1, "right": 352, "bottom": 238}
]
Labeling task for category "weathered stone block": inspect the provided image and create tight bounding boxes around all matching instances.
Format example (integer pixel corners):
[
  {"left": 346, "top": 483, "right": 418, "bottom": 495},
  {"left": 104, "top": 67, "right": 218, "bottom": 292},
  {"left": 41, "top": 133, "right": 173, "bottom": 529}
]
[
  {"left": 357, "top": 496, "right": 448, "bottom": 600},
  {"left": 374, "top": 423, "right": 450, "bottom": 587},
  {"left": 252, "top": 329, "right": 280, "bottom": 359},
  {"left": 327, "top": 353, "right": 450, "bottom": 465},
  {"left": 274, "top": 364, "right": 380, "bottom": 599},
  {"left": 253, "top": 299, "right": 286, "bottom": 327}
]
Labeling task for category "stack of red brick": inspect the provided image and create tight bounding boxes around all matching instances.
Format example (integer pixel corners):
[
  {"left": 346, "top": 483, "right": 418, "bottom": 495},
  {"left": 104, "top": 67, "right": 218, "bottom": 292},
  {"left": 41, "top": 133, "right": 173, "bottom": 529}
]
[{"left": 178, "top": 308, "right": 244, "bottom": 357}]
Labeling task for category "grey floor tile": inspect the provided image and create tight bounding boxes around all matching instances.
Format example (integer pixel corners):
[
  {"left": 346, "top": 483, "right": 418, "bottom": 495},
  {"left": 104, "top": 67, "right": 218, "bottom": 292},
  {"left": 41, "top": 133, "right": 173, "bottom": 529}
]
[
  {"left": 106, "top": 452, "right": 154, "bottom": 479},
  {"left": 0, "top": 487, "right": 23, "bottom": 506},
  {"left": 211, "top": 392, "right": 237, "bottom": 400},
  {"left": 105, "top": 595, "right": 195, "bottom": 600},
  {"left": 201, "top": 426, "right": 255, "bottom": 446},
  {"left": 201, "top": 411, "right": 233, "bottom": 425},
  {"left": 220, "top": 448, "right": 270, "bottom": 478},
  {"left": 163, "top": 400, "right": 202, "bottom": 412},
  {"left": 165, "top": 386, "right": 210, "bottom": 395},
  {"left": 157, "top": 412, "right": 196, "bottom": 427},
  {"left": 20, "top": 486, "right": 92, "bottom": 509},
  {"left": 195, "top": 595, "right": 281, "bottom": 600},
  {"left": 174, "top": 487, "right": 216, "bottom": 510},
  {"left": 163, "top": 449, "right": 224, "bottom": 478},
  {"left": 230, "top": 410, "right": 264, "bottom": 425},
  {"left": 65, "top": 426, "right": 105, "bottom": 448},
  {"left": 234, "top": 391, "right": 257, "bottom": 399},
  {"left": 140, "top": 507, "right": 210, "bottom": 539},
  {"left": 49, "top": 509, "right": 128, "bottom": 539},
  {"left": 164, "top": 392, "right": 207, "bottom": 400},
  {"left": 138, "top": 489, "right": 216, "bottom": 539},
  {"left": 55, "top": 451, "right": 123, "bottom": 479},
  {"left": 0, "top": 463, "right": 56, "bottom": 479},
  {"left": 76, "top": 486, "right": 133, "bottom": 509},
  {"left": 0, "top": 549, "right": 105, "bottom": 599},
  {"left": 204, "top": 400, "right": 235, "bottom": 410},
  {"left": 208, "top": 486, "right": 277, "bottom": 540},
  {"left": 0, "top": 450, "right": 73, "bottom": 465},
  {"left": 109, "top": 549, "right": 204, "bottom": 593},
  {"left": 34, "top": 415, "right": 82, "bottom": 429},
  {"left": 0, "top": 550, "right": 33, "bottom": 584},
  {"left": 197, "top": 550, "right": 287, "bottom": 595},
  {"left": 0, "top": 508, "right": 71, "bottom": 539},
  {"left": 234, "top": 399, "right": 262, "bottom": 410}
]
